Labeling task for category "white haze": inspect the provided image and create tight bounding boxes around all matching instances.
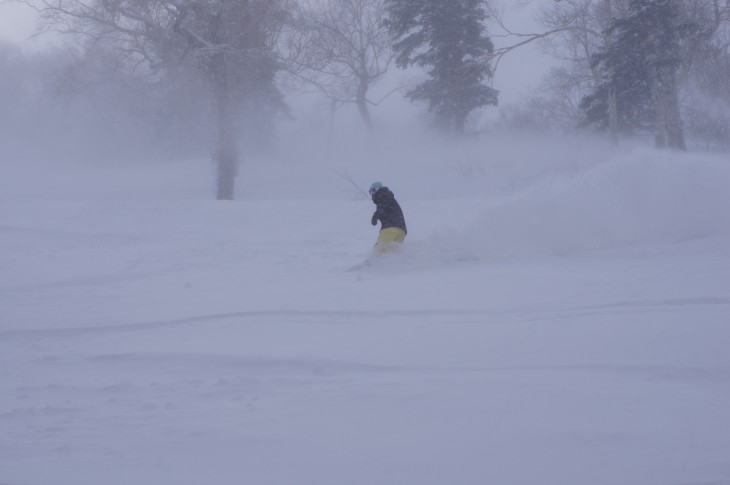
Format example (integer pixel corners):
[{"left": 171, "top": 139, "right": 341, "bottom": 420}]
[{"left": 1, "top": 4, "right": 730, "bottom": 485}]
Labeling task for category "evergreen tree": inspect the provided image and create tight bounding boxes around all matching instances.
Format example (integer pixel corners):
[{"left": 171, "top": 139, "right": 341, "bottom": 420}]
[
  {"left": 581, "top": 0, "right": 688, "bottom": 149},
  {"left": 385, "top": 0, "right": 498, "bottom": 133},
  {"left": 580, "top": 20, "right": 655, "bottom": 136}
]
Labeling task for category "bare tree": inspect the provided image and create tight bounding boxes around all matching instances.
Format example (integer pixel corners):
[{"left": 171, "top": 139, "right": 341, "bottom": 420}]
[
  {"left": 485, "top": 0, "right": 581, "bottom": 74},
  {"left": 480, "top": 0, "right": 597, "bottom": 133},
  {"left": 27, "top": 0, "right": 290, "bottom": 200},
  {"left": 288, "top": 0, "right": 394, "bottom": 133},
  {"left": 533, "top": 0, "right": 630, "bottom": 137}
]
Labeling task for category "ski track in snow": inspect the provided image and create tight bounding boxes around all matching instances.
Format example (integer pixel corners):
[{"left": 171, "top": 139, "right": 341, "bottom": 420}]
[{"left": 2, "top": 297, "right": 730, "bottom": 338}]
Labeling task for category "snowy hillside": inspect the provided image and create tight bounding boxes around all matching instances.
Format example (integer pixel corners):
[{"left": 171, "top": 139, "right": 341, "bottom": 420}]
[{"left": 2, "top": 137, "right": 730, "bottom": 485}]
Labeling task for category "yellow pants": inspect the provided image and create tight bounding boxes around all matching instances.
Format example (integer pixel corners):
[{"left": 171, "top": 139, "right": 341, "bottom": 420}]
[{"left": 374, "top": 227, "right": 406, "bottom": 253}]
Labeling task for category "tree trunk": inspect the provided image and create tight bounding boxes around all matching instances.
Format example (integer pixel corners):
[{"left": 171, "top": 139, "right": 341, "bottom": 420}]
[
  {"left": 651, "top": 0, "right": 686, "bottom": 151},
  {"left": 604, "top": 0, "right": 619, "bottom": 145},
  {"left": 356, "top": 80, "right": 374, "bottom": 134},
  {"left": 665, "top": 69, "right": 686, "bottom": 150},
  {"left": 453, "top": 113, "right": 466, "bottom": 134},
  {"left": 652, "top": 64, "right": 686, "bottom": 151},
  {"left": 211, "top": 50, "right": 239, "bottom": 200},
  {"left": 327, "top": 98, "right": 337, "bottom": 150},
  {"left": 608, "top": 82, "right": 619, "bottom": 145}
]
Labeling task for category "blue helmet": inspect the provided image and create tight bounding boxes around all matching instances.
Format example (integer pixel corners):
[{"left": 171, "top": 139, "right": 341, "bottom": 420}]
[{"left": 369, "top": 181, "right": 383, "bottom": 195}]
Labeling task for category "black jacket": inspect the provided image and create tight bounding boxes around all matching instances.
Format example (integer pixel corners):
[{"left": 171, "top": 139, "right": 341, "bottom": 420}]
[{"left": 371, "top": 187, "right": 407, "bottom": 234}]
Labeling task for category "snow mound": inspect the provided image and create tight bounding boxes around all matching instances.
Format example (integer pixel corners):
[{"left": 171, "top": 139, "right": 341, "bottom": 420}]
[{"left": 417, "top": 148, "right": 730, "bottom": 260}]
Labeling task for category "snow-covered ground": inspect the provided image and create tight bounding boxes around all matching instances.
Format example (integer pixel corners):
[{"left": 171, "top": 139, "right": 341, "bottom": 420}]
[{"left": 2, "top": 136, "right": 730, "bottom": 485}]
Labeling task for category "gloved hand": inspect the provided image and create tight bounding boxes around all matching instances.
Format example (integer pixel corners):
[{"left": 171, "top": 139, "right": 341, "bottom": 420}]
[{"left": 371, "top": 213, "right": 378, "bottom": 226}]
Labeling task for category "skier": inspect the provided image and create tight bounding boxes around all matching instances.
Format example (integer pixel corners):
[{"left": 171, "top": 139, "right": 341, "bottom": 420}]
[{"left": 369, "top": 182, "right": 407, "bottom": 253}]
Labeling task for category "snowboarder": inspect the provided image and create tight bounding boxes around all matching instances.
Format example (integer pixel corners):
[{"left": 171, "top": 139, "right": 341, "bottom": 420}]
[{"left": 369, "top": 182, "right": 407, "bottom": 253}]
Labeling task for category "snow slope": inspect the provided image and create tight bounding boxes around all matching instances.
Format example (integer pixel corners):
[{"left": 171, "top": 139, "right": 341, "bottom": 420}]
[{"left": 1, "top": 138, "right": 730, "bottom": 485}]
